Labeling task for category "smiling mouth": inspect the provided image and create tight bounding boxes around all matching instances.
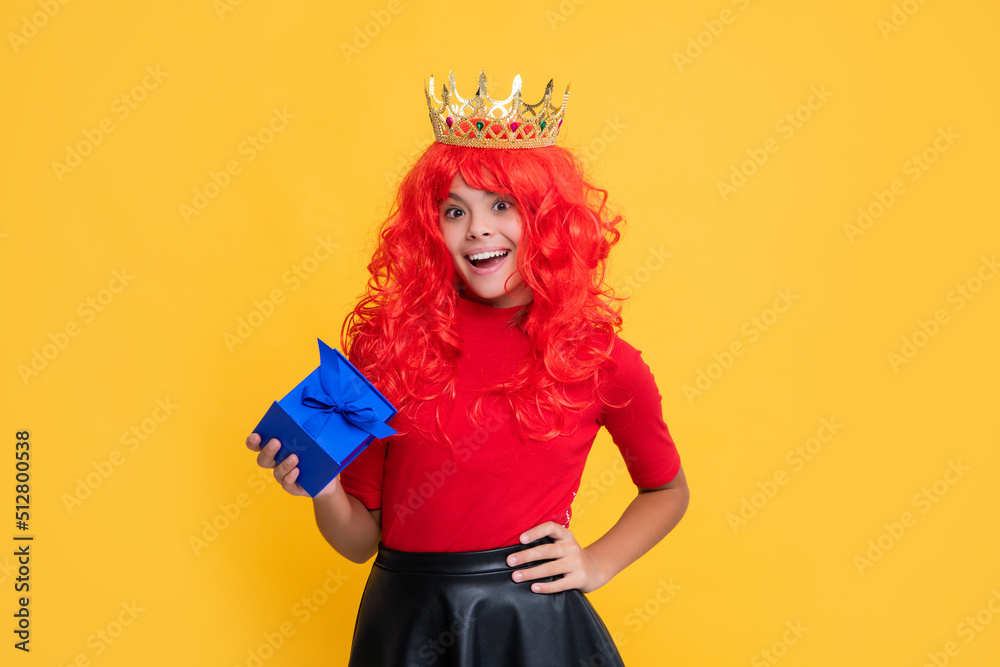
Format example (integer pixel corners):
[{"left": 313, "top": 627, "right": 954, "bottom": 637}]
[{"left": 465, "top": 249, "right": 510, "bottom": 268}]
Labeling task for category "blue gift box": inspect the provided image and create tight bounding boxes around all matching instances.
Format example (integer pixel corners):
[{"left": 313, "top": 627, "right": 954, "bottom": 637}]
[{"left": 253, "top": 339, "right": 397, "bottom": 497}]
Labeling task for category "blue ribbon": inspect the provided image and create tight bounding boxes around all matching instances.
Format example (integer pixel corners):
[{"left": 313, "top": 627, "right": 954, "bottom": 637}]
[{"left": 299, "top": 344, "right": 396, "bottom": 442}]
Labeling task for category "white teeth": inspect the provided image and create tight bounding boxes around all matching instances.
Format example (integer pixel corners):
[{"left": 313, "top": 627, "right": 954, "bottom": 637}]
[{"left": 466, "top": 249, "right": 509, "bottom": 261}]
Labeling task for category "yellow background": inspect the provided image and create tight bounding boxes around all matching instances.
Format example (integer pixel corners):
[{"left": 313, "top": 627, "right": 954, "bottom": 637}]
[{"left": 2, "top": 0, "right": 998, "bottom": 665}]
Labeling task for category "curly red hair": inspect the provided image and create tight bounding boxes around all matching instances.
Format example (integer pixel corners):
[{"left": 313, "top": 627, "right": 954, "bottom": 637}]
[{"left": 340, "top": 141, "right": 627, "bottom": 443}]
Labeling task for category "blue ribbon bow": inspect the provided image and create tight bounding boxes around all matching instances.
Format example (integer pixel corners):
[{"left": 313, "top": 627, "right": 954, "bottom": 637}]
[{"left": 299, "top": 343, "right": 396, "bottom": 442}]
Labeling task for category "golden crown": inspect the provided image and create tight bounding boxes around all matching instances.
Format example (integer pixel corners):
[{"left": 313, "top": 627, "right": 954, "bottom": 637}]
[{"left": 425, "top": 71, "right": 570, "bottom": 149}]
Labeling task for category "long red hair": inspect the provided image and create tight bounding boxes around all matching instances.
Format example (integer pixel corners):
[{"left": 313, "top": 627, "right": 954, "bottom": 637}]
[{"left": 340, "top": 141, "right": 627, "bottom": 443}]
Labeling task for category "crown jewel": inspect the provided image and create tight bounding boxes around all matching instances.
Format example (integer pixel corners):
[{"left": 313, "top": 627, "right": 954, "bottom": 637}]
[{"left": 425, "top": 71, "right": 570, "bottom": 149}]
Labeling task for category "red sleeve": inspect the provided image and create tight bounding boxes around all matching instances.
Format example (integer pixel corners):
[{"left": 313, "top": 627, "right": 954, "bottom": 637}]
[
  {"left": 338, "top": 435, "right": 387, "bottom": 510},
  {"left": 599, "top": 336, "right": 682, "bottom": 489}
]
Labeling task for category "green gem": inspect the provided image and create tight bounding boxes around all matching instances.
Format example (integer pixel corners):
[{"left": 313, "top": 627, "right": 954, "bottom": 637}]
[
  {"left": 475, "top": 120, "right": 484, "bottom": 132},
  {"left": 540, "top": 120, "right": 547, "bottom": 130}
]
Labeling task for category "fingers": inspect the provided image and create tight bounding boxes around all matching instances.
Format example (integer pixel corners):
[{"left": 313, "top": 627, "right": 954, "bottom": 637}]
[
  {"left": 255, "top": 438, "right": 282, "bottom": 468},
  {"left": 523, "top": 574, "right": 575, "bottom": 594},
  {"left": 511, "top": 558, "right": 566, "bottom": 584},
  {"left": 508, "top": 521, "right": 569, "bottom": 566},
  {"left": 510, "top": 553, "right": 578, "bottom": 594},
  {"left": 247, "top": 433, "right": 308, "bottom": 496},
  {"left": 507, "top": 542, "right": 568, "bottom": 586},
  {"left": 274, "top": 452, "right": 310, "bottom": 496},
  {"left": 517, "top": 520, "right": 565, "bottom": 545},
  {"left": 506, "top": 541, "right": 565, "bottom": 568},
  {"left": 507, "top": 522, "right": 593, "bottom": 593},
  {"left": 508, "top": 541, "right": 576, "bottom": 581},
  {"left": 273, "top": 451, "right": 298, "bottom": 484},
  {"left": 246, "top": 432, "right": 262, "bottom": 450}
]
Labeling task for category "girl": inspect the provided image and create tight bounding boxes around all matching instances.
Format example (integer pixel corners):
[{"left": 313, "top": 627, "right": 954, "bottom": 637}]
[{"left": 247, "top": 72, "right": 689, "bottom": 666}]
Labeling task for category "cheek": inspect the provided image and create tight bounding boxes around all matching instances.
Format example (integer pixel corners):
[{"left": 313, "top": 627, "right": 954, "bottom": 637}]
[
  {"left": 439, "top": 225, "right": 460, "bottom": 256},
  {"left": 509, "top": 217, "right": 524, "bottom": 246}
]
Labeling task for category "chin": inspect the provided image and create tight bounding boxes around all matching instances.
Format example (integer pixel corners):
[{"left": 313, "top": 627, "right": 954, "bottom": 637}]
[
  {"left": 459, "top": 281, "right": 529, "bottom": 307},
  {"left": 463, "top": 287, "right": 507, "bottom": 303}
]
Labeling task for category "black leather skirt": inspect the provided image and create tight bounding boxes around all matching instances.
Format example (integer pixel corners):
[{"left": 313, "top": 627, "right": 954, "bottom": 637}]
[{"left": 347, "top": 536, "right": 626, "bottom": 666}]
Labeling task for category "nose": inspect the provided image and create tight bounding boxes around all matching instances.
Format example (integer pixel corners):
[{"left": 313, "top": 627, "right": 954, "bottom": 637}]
[{"left": 465, "top": 209, "right": 494, "bottom": 239}]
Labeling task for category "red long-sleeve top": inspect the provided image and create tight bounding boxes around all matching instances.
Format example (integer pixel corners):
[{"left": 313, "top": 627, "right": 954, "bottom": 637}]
[{"left": 339, "top": 296, "right": 682, "bottom": 552}]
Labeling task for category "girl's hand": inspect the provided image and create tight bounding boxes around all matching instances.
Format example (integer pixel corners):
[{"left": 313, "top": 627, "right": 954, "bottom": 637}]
[
  {"left": 246, "top": 432, "right": 340, "bottom": 498},
  {"left": 505, "top": 521, "right": 611, "bottom": 594}
]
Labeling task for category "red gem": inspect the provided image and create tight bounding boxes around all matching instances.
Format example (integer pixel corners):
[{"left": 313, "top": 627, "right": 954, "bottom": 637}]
[
  {"left": 446, "top": 117, "right": 453, "bottom": 127},
  {"left": 510, "top": 122, "right": 519, "bottom": 132}
]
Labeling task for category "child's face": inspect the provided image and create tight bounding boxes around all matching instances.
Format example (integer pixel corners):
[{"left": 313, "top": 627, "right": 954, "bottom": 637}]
[{"left": 438, "top": 172, "right": 532, "bottom": 308}]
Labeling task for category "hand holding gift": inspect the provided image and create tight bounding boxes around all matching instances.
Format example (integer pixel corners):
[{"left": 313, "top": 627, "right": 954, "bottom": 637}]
[
  {"left": 248, "top": 339, "right": 397, "bottom": 498},
  {"left": 246, "top": 431, "right": 321, "bottom": 497}
]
